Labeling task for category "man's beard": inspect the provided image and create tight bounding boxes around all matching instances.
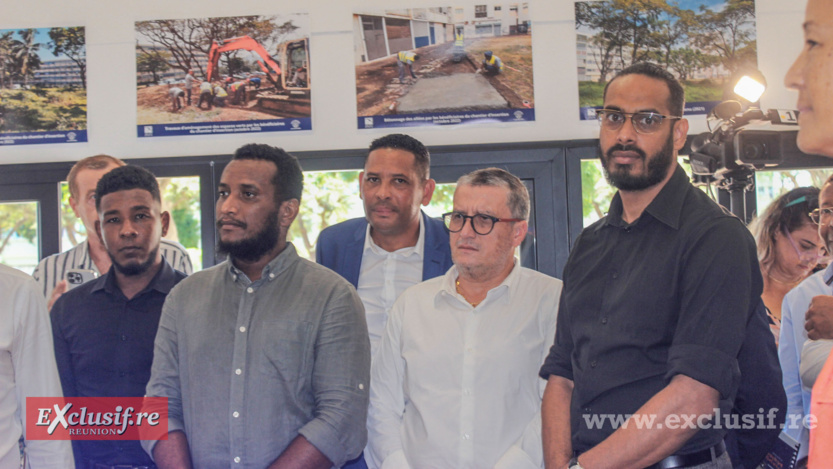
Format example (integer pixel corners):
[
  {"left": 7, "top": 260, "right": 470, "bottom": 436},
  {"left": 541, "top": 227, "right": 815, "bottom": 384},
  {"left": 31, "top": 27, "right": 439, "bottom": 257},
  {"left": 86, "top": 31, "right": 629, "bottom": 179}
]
[
  {"left": 109, "top": 245, "right": 159, "bottom": 276},
  {"left": 217, "top": 209, "right": 281, "bottom": 263},
  {"left": 600, "top": 132, "right": 675, "bottom": 191}
]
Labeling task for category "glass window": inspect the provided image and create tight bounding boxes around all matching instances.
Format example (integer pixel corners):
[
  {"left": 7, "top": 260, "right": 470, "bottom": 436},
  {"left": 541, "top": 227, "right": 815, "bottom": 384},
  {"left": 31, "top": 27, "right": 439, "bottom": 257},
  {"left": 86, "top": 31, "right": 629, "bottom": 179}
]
[
  {"left": 60, "top": 176, "right": 203, "bottom": 271},
  {"left": 0, "top": 201, "right": 39, "bottom": 273},
  {"left": 475, "top": 5, "right": 487, "bottom": 18},
  {"left": 754, "top": 169, "right": 829, "bottom": 216}
]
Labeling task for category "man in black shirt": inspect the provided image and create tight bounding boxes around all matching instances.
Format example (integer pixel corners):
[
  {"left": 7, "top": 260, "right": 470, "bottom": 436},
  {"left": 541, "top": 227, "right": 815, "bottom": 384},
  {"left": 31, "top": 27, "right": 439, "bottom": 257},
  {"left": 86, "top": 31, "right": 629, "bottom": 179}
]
[
  {"left": 52, "top": 165, "right": 186, "bottom": 468},
  {"left": 539, "top": 63, "right": 764, "bottom": 469}
]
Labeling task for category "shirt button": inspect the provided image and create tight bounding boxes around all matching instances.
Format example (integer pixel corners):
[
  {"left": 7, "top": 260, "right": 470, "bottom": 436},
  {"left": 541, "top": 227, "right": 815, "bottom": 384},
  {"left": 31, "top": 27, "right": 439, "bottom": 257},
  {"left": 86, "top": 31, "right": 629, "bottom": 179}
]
[
  {"left": 234, "top": 456, "right": 241, "bottom": 463},
  {"left": 121, "top": 334, "right": 128, "bottom": 341},
  {"left": 591, "top": 361, "right": 597, "bottom": 368},
  {"left": 584, "top": 407, "right": 591, "bottom": 413},
  {"left": 239, "top": 326, "right": 246, "bottom": 332},
  {"left": 269, "top": 273, "right": 275, "bottom": 279},
  {"left": 119, "top": 372, "right": 126, "bottom": 377},
  {"left": 463, "top": 389, "right": 471, "bottom": 395},
  {"left": 611, "top": 272, "right": 618, "bottom": 279},
  {"left": 233, "top": 411, "right": 239, "bottom": 418},
  {"left": 463, "top": 433, "right": 470, "bottom": 440},
  {"left": 246, "top": 287, "right": 254, "bottom": 293},
  {"left": 235, "top": 368, "right": 242, "bottom": 375},
  {"left": 601, "top": 318, "right": 608, "bottom": 324}
]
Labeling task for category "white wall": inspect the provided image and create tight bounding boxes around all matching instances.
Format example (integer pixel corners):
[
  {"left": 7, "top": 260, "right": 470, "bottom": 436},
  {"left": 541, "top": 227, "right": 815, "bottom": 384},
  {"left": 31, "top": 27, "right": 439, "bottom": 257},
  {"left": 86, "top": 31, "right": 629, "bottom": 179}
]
[{"left": 0, "top": 0, "right": 809, "bottom": 165}]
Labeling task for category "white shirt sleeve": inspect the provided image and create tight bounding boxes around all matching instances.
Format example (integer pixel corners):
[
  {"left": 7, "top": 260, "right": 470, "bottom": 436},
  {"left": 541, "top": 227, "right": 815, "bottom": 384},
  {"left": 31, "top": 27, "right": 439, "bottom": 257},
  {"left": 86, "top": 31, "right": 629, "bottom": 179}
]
[
  {"left": 367, "top": 299, "right": 411, "bottom": 469},
  {"left": 801, "top": 339, "right": 833, "bottom": 389},
  {"left": 3, "top": 270, "right": 74, "bottom": 468},
  {"left": 779, "top": 288, "right": 812, "bottom": 453}
]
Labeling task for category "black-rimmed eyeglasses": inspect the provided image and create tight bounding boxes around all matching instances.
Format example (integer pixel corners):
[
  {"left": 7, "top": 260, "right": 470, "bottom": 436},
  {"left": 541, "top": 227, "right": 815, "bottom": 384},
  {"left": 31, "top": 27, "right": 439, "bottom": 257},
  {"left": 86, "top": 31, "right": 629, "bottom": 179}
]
[
  {"left": 597, "top": 109, "right": 682, "bottom": 134},
  {"left": 442, "top": 212, "right": 523, "bottom": 235}
]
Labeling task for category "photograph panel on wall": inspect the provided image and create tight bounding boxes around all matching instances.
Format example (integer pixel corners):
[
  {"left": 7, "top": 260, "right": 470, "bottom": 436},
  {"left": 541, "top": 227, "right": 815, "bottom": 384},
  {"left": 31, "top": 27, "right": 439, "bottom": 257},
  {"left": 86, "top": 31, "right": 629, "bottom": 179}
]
[
  {"left": 575, "top": 0, "right": 757, "bottom": 120},
  {"left": 354, "top": 4, "right": 534, "bottom": 130},
  {"left": 135, "top": 13, "right": 311, "bottom": 138},
  {"left": 0, "top": 26, "right": 87, "bottom": 146}
]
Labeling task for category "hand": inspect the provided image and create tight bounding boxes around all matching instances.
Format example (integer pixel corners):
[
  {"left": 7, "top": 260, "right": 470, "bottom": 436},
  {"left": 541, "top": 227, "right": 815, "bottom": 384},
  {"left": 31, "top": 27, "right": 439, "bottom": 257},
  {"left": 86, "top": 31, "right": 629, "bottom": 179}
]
[
  {"left": 48, "top": 280, "right": 67, "bottom": 311},
  {"left": 805, "top": 295, "right": 833, "bottom": 340}
]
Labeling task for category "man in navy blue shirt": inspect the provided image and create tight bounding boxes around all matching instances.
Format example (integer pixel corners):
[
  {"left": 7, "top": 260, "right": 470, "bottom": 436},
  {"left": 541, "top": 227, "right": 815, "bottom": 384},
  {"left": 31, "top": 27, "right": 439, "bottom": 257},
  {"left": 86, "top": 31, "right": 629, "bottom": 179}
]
[{"left": 51, "top": 165, "right": 186, "bottom": 468}]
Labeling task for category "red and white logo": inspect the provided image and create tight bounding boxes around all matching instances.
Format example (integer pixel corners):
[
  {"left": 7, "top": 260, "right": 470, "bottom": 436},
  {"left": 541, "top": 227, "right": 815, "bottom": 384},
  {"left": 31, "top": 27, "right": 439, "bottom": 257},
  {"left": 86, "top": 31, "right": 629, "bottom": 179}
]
[{"left": 26, "top": 397, "right": 169, "bottom": 440}]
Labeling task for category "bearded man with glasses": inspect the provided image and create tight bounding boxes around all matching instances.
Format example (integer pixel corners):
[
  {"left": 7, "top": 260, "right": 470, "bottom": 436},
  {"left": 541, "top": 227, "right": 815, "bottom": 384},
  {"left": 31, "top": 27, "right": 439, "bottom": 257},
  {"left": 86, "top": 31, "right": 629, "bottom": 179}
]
[
  {"left": 540, "top": 62, "right": 777, "bottom": 469},
  {"left": 367, "top": 167, "right": 562, "bottom": 469}
]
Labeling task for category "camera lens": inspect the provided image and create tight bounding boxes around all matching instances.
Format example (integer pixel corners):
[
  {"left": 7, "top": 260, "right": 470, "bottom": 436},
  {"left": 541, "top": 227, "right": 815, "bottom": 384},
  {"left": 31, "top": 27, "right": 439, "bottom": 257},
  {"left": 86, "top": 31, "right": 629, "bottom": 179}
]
[{"left": 742, "top": 142, "right": 767, "bottom": 161}]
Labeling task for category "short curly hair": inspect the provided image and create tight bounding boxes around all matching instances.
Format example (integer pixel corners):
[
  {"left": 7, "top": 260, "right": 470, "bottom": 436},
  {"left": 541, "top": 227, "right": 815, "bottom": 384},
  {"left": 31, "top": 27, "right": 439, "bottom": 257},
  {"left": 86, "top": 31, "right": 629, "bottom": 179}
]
[
  {"left": 95, "top": 165, "right": 161, "bottom": 212},
  {"left": 232, "top": 143, "right": 304, "bottom": 203},
  {"left": 368, "top": 133, "right": 430, "bottom": 181}
]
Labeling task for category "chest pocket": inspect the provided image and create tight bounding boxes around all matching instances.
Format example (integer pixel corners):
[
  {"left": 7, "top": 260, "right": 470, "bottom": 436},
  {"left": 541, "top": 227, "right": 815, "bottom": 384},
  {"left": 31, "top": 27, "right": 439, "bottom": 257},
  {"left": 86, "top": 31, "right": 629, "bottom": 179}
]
[{"left": 258, "top": 319, "right": 314, "bottom": 386}]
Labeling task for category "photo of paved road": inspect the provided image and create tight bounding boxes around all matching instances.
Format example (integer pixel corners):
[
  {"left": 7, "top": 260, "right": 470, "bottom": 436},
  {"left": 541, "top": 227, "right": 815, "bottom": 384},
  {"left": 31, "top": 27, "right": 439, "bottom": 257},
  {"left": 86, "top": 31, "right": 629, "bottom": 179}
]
[{"left": 355, "top": 34, "right": 533, "bottom": 116}]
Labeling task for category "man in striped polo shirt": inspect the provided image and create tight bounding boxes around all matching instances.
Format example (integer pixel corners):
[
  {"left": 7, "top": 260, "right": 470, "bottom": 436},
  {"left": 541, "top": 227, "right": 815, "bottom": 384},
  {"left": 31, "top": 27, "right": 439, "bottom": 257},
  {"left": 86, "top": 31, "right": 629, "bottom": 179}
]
[{"left": 32, "top": 154, "right": 192, "bottom": 309}]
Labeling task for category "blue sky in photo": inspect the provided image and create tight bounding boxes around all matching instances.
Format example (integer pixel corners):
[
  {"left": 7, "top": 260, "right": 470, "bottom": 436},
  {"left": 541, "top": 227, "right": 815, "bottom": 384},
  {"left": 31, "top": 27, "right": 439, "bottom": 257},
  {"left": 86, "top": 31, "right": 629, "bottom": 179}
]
[
  {"left": 677, "top": 0, "right": 726, "bottom": 11},
  {"left": 1, "top": 27, "right": 79, "bottom": 62},
  {"left": 577, "top": 0, "right": 743, "bottom": 34}
]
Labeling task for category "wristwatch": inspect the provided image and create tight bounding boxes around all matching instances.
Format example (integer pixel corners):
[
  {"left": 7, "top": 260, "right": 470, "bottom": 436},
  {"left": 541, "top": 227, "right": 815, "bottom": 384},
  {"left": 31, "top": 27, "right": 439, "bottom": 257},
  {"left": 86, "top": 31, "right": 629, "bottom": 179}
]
[{"left": 568, "top": 456, "right": 585, "bottom": 469}]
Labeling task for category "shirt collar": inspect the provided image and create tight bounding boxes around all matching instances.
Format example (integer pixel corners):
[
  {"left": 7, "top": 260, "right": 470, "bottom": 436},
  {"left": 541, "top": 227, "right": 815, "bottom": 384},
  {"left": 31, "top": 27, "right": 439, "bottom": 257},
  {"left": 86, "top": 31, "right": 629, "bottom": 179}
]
[
  {"left": 438, "top": 257, "right": 520, "bottom": 307},
  {"left": 597, "top": 165, "right": 689, "bottom": 232},
  {"left": 363, "top": 213, "right": 425, "bottom": 259},
  {"left": 95, "top": 258, "right": 179, "bottom": 297},
  {"left": 227, "top": 242, "right": 299, "bottom": 285}
]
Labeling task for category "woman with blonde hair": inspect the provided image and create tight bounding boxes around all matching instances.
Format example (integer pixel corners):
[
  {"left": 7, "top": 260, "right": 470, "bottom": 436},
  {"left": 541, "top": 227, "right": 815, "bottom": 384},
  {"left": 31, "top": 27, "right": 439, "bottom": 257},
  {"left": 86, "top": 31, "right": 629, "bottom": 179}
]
[{"left": 751, "top": 186, "right": 824, "bottom": 344}]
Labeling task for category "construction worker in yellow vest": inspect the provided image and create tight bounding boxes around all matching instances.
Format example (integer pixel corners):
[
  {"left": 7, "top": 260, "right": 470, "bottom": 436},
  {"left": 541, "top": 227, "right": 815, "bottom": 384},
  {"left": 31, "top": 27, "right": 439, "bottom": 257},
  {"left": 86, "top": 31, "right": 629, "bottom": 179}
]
[
  {"left": 452, "top": 28, "right": 466, "bottom": 63},
  {"left": 397, "top": 50, "right": 420, "bottom": 83},
  {"left": 482, "top": 50, "right": 504, "bottom": 75}
]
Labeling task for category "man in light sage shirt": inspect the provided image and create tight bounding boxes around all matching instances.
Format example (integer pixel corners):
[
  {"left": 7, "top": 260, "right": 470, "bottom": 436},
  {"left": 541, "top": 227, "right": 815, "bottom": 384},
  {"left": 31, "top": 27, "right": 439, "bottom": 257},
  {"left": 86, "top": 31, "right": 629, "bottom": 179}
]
[{"left": 143, "top": 144, "right": 370, "bottom": 469}]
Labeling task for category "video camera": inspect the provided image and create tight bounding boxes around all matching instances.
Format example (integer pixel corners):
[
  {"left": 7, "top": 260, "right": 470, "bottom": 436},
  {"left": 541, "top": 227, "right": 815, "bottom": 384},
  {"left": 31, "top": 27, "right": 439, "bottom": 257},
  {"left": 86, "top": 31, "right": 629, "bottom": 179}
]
[{"left": 688, "top": 100, "right": 801, "bottom": 192}]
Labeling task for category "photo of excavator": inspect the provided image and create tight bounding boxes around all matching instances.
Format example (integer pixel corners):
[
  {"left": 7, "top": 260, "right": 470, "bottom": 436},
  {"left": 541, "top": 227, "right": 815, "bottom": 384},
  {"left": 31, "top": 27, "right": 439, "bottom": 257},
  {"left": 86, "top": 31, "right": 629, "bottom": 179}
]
[
  {"left": 135, "top": 14, "right": 311, "bottom": 129},
  {"left": 205, "top": 35, "right": 310, "bottom": 117}
]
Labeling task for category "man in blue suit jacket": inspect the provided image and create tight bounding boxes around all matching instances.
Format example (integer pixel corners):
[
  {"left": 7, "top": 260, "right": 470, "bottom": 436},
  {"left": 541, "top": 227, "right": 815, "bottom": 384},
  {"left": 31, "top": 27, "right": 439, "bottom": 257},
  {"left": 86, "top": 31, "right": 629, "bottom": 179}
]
[
  {"left": 317, "top": 134, "right": 452, "bottom": 469},
  {"left": 316, "top": 211, "right": 452, "bottom": 289},
  {"left": 316, "top": 134, "right": 453, "bottom": 348}
]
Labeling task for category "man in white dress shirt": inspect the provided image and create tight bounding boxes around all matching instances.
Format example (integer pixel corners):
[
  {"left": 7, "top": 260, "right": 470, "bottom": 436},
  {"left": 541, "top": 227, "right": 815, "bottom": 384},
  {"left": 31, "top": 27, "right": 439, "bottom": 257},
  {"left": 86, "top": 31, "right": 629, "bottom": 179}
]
[
  {"left": 0, "top": 263, "right": 73, "bottom": 469},
  {"left": 367, "top": 167, "right": 561, "bottom": 469}
]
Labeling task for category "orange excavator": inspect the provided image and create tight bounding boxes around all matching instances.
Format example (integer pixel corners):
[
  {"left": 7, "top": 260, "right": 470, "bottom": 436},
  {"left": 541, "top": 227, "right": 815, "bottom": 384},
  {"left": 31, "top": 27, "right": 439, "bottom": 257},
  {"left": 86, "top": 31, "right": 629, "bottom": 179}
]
[
  {"left": 205, "top": 35, "right": 283, "bottom": 88},
  {"left": 204, "top": 35, "right": 311, "bottom": 117}
]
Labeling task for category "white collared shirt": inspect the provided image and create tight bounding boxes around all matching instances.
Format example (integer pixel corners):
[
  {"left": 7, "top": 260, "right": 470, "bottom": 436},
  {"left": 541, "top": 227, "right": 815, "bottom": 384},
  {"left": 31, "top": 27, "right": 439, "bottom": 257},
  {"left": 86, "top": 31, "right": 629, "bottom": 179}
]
[
  {"left": 368, "top": 260, "right": 562, "bottom": 469},
  {"left": 357, "top": 215, "right": 425, "bottom": 361},
  {"left": 0, "top": 265, "right": 73, "bottom": 469}
]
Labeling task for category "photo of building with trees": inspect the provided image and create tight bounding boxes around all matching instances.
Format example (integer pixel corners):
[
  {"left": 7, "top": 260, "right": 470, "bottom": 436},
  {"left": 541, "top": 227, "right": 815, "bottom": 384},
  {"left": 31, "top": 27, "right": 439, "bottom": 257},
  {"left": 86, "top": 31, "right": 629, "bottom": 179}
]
[
  {"left": 0, "top": 26, "right": 87, "bottom": 144},
  {"left": 576, "top": 0, "right": 756, "bottom": 120}
]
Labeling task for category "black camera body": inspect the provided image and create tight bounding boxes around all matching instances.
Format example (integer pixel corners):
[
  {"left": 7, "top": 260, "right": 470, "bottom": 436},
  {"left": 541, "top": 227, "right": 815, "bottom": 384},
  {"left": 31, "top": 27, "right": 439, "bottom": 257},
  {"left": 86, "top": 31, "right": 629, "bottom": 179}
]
[{"left": 689, "top": 103, "right": 804, "bottom": 179}]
